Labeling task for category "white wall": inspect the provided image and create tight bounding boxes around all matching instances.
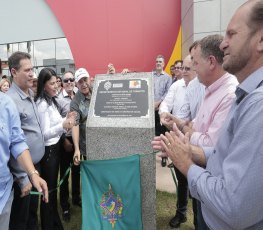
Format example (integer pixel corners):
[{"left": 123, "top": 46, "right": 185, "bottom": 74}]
[
  {"left": 0, "top": 0, "right": 64, "bottom": 44},
  {"left": 181, "top": 0, "right": 247, "bottom": 58}
]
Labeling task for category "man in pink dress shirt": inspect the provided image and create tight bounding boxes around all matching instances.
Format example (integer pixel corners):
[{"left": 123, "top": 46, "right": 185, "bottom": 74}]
[
  {"left": 161, "top": 35, "right": 238, "bottom": 147},
  {"left": 180, "top": 35, "right": 238, "bottom": 147}
]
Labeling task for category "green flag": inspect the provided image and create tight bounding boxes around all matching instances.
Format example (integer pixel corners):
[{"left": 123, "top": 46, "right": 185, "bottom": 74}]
[{"left": 81, "top": 154, "right": 142, "bottom": 230}]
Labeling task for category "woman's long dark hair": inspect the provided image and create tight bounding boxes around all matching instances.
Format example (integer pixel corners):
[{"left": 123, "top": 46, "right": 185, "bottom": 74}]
[{"left": 34, "top": 68, "right": 60, "bottom": 109}]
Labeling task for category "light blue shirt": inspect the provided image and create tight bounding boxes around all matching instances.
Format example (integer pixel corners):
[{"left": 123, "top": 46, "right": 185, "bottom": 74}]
[
  {"left": 7, "top": 82, "right": 44, "bottom": 188},
  {"left": 153, "top": 71, "right": 172, "bottom": 102},
  {"left": 0, "top": 92, "right": 28, "bottom": 214},
  {"left": 188, "top": 67, "right": 263, "bottom": 229}
]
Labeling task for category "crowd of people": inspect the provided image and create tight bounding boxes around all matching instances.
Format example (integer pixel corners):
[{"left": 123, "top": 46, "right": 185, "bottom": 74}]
[
  {"left": 0, "top": 51, "right": 92, "bottom": 229},
  {"left": 152, "top": 0, "right": 263, "bottom": 229},
  {"left": 0, "top": 0, "right": 263, "bottom": 229}
]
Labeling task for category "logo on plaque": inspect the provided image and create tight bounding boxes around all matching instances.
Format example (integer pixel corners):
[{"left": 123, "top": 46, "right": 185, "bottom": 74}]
[
  {"left": 104, "top": 81, "right": 112, "bottom": 91},
  {"left": 129, "top": 80, "right": 141, "bottom": 88}
]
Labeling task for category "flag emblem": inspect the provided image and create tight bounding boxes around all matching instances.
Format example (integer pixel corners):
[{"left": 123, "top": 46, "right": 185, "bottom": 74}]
[{"left": 100, "top": 184, "right": 123, "bottom": 228}]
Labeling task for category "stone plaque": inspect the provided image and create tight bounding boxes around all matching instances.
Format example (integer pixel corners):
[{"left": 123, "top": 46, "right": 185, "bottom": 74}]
[{"left": 94, "top": 79, "right": 149, "bottom": 117}]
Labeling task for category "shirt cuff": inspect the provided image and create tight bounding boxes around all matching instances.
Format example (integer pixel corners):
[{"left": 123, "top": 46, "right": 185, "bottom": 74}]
[
  {"left": 187, "top": 164, "right": 206, "bottom": 199},
  {"left": 158, "top": 107, "right": 169, "bottom": 115},
  {"left": 202, "top": 147, "right": 215, "bottom": 162},
  {"left": 11, "top": 142, "right": 29, "bottom": 159}
]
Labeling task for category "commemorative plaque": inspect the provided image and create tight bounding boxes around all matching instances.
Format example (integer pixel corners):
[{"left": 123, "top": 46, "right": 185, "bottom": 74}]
[{"left": 94, "top": 79, "right": 148, "bottom": 117}]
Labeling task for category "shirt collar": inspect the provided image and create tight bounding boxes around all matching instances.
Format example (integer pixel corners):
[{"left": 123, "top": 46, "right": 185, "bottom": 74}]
[
  {"left": 153, "top": 70, "right": 165, "bottom": 76},
  {"left": 206, "top": 72, "right": 233, "bottom": 94},
  {"left": 12, "top": 82, "right": 34, "bottom": 100},
  {"left": 62, "top": 89, "right": 74, "bottom": 98},
  {"left": 235, "top": 88, "right": 247, "bottom": 104},
  {"left": 235, "top": 66, "right": 263, "bottom": 104},
  {"left": 77, "top": 90, "right": 91, "bottom": 101},
  {"left": 237, "top": 66, "right": 263, "bottom": 94},
  {"left": 61, "top": 88, "right": 78, "bottom": 97}
]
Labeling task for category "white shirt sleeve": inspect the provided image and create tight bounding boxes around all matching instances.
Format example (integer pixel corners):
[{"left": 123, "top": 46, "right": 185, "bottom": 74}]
[
  {"left": 159, "top": 82, "right": 178, "bottom": 114},
  {"left": 37, "top": 100, "right": 65, "bottom": 142}
]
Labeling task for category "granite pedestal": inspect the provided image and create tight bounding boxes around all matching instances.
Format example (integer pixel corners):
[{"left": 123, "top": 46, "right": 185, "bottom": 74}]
[{"left": 86, "top": 72, "right": 156, "bottom": 229}]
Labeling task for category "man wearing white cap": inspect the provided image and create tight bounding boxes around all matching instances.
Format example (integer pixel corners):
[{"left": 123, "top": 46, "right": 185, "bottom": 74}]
[{"left": 70, "top": 68, "right": 92, "bottom": 165}]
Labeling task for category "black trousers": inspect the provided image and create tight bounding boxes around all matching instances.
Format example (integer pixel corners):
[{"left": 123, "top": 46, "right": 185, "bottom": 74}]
[
  {"left": 9, "top": 164, "right": 41, "bottom": 230},
  {"left": 192, "top": 197, "right": 198, "bottom": 229},
  {"left": 175, "top": 167, "right": 199, "bottom": 230},
  {"left": 174, "top": 167, "right": 188, "bottom": 217},
  {"left": 40, "top": 140, "right": 64, "bottom": 230},
  {"left": 155, "top": 111, "right": 167, "bottom": 136},
  {"left": 59, "top": 136, "right": 80, "bottom": 211}
]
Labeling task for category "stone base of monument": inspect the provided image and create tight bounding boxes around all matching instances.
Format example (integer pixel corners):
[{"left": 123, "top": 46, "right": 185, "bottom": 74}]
[{"left": 86, "top": 73, "right": 156, "bottom": 229}]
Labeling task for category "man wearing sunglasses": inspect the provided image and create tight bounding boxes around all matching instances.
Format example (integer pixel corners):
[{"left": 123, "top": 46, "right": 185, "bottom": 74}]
[
  {"left": 57, "top": 71, "right": 80, "bottom": 222},
  {"left": 172, "top": 60, "right": 183, "bottom": 83}
]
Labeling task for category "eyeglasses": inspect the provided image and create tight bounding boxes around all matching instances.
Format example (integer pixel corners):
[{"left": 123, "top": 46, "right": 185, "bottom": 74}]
[
  {"left": 181, "top": 67, "right": 191, "bottom": 71},
  {"left": 156, "top": 60, "right": 163, "bottom": 63},
  {"left": 63, "top": 78, "right": 75, "bottom": 83},
  {"left": 174, "top": 67, "right": 183, "bottom": 70}
]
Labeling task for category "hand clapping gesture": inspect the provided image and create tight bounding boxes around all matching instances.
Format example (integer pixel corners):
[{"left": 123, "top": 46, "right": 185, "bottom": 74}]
[{"left": 152, "top": 123, "right": 194, "bottom": 176}]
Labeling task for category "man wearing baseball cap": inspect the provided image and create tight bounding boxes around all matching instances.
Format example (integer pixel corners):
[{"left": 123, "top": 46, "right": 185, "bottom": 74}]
[{"left": 70, "top": 68, "right": 92, "bottom": 165}]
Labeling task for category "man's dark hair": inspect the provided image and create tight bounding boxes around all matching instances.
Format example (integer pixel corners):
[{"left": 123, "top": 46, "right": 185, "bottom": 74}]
[
  {"left": 8, "top": 51, "right": 31, "bottom": 74},
  {"left": 174, "top": 60, "right": 183, "bottom": 66},
  {"left": 62, "top": 70, "right": 74, "bottom": 80},
  {"left": 199, "top": 34, "right": 224, "bottom": 65},
  {"left": 189, "top": 40, "right": 200, "bottom": 53}
]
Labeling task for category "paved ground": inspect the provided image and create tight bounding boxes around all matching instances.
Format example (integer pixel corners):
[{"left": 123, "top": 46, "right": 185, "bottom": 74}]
[{"left": 156, "top": 155, "right": 176, "bottom": 194}]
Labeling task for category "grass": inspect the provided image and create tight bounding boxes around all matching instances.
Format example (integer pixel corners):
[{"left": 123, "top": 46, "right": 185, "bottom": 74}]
[
  {"left": 156, "top": 190, "right": 194, "bottom": 230},
  {"left": 60, "top": 190, "right": 194, "bottom": 230}
]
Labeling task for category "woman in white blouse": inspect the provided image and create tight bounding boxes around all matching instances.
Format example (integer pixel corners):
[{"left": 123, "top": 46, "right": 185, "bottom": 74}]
[{"left": 35, "top": 68, "right": 75, "bottom": 230}]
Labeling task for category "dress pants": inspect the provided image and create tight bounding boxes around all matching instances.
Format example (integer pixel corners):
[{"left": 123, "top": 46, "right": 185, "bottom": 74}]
[
  {"left": 174, "top": 167, "right": 188, "bottom": 217},
  {"left": 192, "top": 197, "right": 198, "bottom": 229},
  {"left": 60, "top": 136, "right": 81, "bottom": 211},
  {"left": 40, "top": 140, "right": 64, "bottom": 230},
  {"left": 155, "top": 110, "right": 168, "bottom": 166},
  {"left": 9, "top": 163, "right": 41, "bottom": 230}
]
